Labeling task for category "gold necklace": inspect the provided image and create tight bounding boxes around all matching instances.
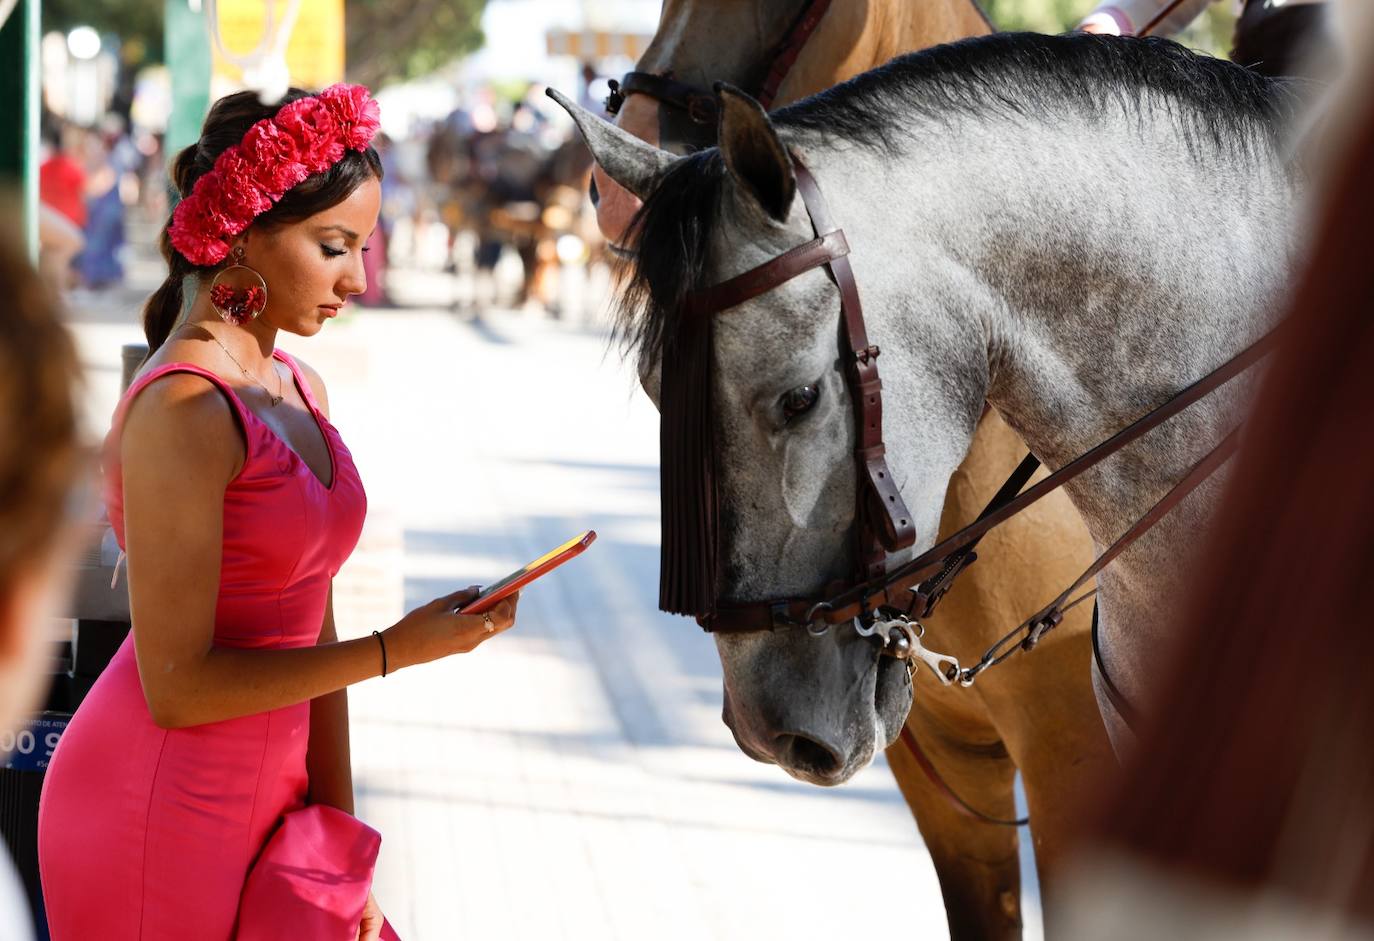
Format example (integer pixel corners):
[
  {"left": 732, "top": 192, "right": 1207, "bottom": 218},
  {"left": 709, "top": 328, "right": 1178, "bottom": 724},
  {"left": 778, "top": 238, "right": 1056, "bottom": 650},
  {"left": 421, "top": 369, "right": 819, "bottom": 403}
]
[{"left": 201, "top": 328, "right": 284, "bottom": 406}]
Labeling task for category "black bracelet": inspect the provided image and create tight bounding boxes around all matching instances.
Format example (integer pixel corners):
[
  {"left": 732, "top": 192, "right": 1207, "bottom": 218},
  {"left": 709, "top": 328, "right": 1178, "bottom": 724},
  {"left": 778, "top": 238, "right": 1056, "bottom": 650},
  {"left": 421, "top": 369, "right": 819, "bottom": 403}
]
[{"left": 372, "top": 630, "right": 388, "bottom": 677}]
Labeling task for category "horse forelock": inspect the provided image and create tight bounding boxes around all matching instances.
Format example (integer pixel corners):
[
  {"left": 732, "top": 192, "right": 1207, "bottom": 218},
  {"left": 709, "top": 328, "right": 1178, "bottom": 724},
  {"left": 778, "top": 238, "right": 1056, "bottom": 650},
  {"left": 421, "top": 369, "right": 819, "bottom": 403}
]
[
  {"left": 612, "top": 150, "right": 731, "bottom": 617},
  {"left": 612, "top": 150, "right": 729, "bottom": 375}
]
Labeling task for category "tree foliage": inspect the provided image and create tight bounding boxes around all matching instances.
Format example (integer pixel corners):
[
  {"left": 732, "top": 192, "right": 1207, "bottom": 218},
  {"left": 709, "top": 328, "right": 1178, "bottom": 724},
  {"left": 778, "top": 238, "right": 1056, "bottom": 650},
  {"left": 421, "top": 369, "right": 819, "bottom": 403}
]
[
  {"left": 978, "top": 0, "right": 1238, "bottom": 58},
  {"left": 344, "top": 0, "right": 486, "bottom": 88},
  {"left": 40, "top": 0, "right": 490, "bottom": 87}
]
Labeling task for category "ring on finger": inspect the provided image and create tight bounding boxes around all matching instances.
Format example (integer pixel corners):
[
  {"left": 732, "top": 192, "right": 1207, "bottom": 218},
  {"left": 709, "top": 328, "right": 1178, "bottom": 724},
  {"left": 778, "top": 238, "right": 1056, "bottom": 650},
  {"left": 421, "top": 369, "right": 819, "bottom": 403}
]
[{"left": 482, "top": 613, "right": 494, "bottom": 633}]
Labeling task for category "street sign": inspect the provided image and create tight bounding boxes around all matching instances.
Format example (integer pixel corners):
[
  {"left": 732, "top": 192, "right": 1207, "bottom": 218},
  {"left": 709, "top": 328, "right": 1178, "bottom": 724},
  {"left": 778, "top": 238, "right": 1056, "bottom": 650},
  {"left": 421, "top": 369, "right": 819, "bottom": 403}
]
[{"left": 546, "top": 29, "right": 651, "bottom": 62}]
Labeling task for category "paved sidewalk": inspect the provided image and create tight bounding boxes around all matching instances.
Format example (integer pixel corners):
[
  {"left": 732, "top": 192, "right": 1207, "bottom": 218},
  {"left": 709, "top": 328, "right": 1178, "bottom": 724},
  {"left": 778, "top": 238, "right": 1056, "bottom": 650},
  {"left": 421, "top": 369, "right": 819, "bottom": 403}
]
[{"left": 72, "top": 295, "right": 956, "bottom": 940}]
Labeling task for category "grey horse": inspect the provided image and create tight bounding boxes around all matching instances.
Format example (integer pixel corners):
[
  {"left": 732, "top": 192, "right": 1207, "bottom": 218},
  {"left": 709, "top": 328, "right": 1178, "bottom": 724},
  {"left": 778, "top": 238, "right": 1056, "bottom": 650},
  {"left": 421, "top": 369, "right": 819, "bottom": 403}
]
[{"left": 552, "top": 32, "right": 1300, "bottom": 776}]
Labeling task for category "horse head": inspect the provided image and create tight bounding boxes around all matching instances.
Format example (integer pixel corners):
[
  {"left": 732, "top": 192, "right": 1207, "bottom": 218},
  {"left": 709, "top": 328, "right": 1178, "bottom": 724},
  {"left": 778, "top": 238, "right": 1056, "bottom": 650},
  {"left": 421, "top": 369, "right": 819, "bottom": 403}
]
[{"left": 551, "top": 85, "right": 981, "bottom": 784}]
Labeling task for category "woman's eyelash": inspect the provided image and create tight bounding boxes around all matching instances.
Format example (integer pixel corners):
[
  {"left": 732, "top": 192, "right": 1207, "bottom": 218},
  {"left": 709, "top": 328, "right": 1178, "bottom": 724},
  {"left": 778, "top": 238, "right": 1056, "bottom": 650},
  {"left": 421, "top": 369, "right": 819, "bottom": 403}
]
[{"left": 320, "top": 245, "right": 346, "bottom": 257}]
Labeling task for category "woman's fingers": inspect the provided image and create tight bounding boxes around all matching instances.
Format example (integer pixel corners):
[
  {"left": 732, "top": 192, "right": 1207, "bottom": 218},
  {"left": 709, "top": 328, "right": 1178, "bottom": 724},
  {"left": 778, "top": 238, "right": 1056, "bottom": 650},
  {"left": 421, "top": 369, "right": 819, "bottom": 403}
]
[
  {"left": 488, "top": 593, "right": 519, "bottom": 631},
  {"left": 358, "top": 891, "right": 383, "bottom": 941},
  {"left": 436, "top": 584, "right": 482, "bottom": 613}
]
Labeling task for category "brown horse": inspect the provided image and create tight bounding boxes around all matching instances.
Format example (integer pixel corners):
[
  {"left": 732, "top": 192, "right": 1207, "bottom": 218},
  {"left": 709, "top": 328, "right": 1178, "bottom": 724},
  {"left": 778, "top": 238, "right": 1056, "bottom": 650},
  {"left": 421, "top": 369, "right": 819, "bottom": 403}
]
[{"left": 592, "top": 3, "right": 1115, "bottom": 938}]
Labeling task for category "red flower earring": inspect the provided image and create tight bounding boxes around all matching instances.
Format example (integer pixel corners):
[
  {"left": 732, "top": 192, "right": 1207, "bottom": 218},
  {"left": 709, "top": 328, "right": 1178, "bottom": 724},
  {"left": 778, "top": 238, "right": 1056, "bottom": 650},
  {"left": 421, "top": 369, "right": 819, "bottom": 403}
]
[{"left": 209, "top": 246, "right": 267, "bottom": 325}]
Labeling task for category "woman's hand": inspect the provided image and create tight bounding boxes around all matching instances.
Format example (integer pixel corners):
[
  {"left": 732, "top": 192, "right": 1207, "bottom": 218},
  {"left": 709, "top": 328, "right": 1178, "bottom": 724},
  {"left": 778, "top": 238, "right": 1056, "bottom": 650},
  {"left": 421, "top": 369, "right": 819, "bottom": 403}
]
[
  {"left": 381, "top": 586, "right": 520, "bottom": 672},
  {"left": 357, "top": 890, "right": 384, "bottom": 941}
]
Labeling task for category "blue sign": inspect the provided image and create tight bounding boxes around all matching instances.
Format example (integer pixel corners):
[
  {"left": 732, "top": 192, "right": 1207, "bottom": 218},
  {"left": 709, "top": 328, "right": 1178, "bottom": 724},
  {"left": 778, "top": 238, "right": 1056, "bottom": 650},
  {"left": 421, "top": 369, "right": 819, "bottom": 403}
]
[{"left": 2, "top": 713, "right": 70, "bottom": 772}]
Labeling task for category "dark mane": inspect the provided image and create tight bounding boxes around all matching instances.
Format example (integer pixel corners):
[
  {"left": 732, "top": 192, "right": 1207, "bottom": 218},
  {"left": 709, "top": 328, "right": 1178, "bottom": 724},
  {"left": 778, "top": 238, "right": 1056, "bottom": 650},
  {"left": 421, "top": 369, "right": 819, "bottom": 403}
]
[
  {"left": 615, "top": 32, "right": 1298, "bottom": 368},
  {"left": 777, "top": 32, "right": 1296, "bottom": 155}
]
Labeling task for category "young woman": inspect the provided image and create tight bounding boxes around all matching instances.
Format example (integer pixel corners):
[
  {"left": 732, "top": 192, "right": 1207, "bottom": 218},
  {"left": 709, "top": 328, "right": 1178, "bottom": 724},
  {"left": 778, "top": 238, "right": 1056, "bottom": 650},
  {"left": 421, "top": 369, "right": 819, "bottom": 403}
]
[{"left": 37, "top": 85, "right": 517, "bottom": 941}]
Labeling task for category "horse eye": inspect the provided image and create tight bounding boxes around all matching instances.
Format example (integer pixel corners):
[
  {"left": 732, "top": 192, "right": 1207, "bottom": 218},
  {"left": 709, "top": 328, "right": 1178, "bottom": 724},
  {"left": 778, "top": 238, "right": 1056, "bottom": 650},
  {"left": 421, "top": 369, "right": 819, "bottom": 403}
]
[{"left": 781, "top": 384, "right": 820, "bottom": 422}]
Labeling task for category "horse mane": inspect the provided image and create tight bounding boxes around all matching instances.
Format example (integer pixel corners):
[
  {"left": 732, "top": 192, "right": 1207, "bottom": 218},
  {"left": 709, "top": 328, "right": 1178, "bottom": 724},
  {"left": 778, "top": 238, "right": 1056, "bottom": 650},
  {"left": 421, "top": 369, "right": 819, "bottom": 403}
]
[
  {"left": 614, "top": 32, "right": 1299, "bottom": 371},
  {"left": 778, "top": 32, "right": 1297, "bottom": 157}
]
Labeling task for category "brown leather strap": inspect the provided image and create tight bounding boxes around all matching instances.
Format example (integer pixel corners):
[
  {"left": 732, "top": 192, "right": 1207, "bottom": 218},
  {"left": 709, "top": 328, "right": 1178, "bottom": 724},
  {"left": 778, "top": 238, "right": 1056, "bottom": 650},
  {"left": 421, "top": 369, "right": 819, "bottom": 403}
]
[
  {"left": 686, "top": 230, "right": 849, "bottom": 317},
  {"left": 1137, "top": 0, "right": 1193, "bottom": 36},
  {"left": 607, "top": 72, "right": 718, "bottom": 123},
  {"left": 1092, "top": 602, "right": 1140, "bottom": 729},
  {"left": 793, "top": 161, "right": 917, "bottom": 565},
  {"left": 756, "top": 0, "right": 835, "bottom": 109},
  {"left": 702, "top": 326, "right": 1277, "bottom": 634},
  {"left": 898, "top": 725, "right": 1029, "bottom": 827},
  {"left": 609, "top": 0, "right": 834, "bottom": 120}
]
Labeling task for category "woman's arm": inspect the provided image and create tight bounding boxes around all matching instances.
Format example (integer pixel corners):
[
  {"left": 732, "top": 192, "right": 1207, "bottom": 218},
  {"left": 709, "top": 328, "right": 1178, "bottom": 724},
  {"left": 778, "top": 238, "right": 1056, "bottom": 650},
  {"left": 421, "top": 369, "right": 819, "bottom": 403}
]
[
  {"left": 121, "top": 373, "right": 515, "bottom": 730},
  {"left": 307, "top": 585, "right": 354, "bottom": 812}
]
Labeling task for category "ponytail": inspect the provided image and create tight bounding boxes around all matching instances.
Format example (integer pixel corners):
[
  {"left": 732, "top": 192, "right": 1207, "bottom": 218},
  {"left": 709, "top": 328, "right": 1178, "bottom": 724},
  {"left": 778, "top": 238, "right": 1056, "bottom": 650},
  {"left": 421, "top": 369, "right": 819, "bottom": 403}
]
[{"left": 143, "top": 144, "right": 204, "bottom": 356}]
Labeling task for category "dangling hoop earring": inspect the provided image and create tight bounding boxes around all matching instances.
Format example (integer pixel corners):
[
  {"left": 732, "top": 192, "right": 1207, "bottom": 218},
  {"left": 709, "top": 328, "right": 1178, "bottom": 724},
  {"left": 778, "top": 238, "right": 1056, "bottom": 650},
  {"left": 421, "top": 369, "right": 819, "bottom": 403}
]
[{"left": 208, "top": 246, "right": 268, "bottom": 326}]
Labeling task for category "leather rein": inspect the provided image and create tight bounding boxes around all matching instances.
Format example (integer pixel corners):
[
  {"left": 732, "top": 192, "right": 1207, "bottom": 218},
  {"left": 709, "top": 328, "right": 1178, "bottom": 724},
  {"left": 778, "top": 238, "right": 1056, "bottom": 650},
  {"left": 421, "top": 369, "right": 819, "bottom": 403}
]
[{"left": 687, "top": 152, "right": 1278, "bottom": 699}]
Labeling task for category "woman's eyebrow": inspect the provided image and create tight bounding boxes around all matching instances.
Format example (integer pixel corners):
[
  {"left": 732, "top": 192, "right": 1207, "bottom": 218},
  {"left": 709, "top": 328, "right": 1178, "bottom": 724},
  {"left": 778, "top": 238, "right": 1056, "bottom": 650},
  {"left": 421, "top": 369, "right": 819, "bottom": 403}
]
[{"left": 317, "top": 224, "right": 359, "bottom": 240}]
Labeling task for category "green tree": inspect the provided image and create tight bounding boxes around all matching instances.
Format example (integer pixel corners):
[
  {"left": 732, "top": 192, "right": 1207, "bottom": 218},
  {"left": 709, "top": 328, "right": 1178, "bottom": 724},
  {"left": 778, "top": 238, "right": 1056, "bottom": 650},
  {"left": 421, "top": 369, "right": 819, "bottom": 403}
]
[
  {"left": 978, "top": 0, "right": 1237, "bottom": 57},
  {"left": 345, "top": 0, "right": 486, "bottom": 88},
  {"left": 42, "top": 0, "right": 490, "bottom": 87}
]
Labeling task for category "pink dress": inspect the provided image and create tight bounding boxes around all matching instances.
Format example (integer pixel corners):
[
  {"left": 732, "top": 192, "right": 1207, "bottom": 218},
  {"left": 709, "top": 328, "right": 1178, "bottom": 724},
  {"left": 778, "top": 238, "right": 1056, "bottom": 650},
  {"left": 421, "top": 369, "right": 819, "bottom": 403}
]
[{"left": 38, "top": 352, "right": 369, "bottom": 939}]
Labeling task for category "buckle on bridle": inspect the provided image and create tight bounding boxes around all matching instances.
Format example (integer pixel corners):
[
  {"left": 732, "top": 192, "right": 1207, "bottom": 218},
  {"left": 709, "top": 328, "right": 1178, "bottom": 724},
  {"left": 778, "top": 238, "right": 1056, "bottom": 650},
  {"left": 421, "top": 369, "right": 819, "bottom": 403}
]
[
  {"left": 855, "top": 345, "right": 880, "bottom": 365},
  {"left": 604, "top": 79, "right": 625, "bottom": 116}
]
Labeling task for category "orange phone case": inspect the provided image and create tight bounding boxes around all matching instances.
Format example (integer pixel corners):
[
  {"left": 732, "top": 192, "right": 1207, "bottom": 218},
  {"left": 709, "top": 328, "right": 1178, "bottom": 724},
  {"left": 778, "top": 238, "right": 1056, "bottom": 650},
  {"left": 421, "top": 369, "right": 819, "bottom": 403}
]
[{"left": 458, "top": 530, "right": 597, "bottom": 615}]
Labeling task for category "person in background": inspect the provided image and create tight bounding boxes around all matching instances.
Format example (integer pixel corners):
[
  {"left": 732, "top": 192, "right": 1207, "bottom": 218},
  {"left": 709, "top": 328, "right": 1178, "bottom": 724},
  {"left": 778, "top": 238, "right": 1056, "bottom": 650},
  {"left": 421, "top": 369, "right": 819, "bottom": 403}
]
[
  {"left": 0, "top": 228, "right": 86, "bottom": 941},
  {"left": 1079, "top": 0, "right": 1334, "bottom": 80},
  {"left": 75, "top": 122, "right": 126, "bottom": 289},
  {"left": 37, "top": 122, "right": 87, "bottom": 296}
]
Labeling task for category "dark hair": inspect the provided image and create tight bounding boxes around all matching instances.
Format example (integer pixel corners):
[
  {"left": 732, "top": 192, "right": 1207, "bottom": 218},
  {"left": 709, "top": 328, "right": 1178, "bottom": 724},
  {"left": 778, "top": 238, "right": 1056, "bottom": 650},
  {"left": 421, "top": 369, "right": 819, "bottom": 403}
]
[
  {"left": 144, "top": 88, "right": 384, "bottom": 353},
  {"left": 0, "top": 229, "right": 82, "bottom": 596}
]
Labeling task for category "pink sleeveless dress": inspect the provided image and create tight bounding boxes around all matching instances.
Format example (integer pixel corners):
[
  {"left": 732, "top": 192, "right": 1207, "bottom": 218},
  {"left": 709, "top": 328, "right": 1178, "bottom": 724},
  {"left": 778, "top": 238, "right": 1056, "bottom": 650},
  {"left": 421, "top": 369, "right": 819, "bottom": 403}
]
[{"left": 38, "top": 351, "right": 369, "bottom": 940}]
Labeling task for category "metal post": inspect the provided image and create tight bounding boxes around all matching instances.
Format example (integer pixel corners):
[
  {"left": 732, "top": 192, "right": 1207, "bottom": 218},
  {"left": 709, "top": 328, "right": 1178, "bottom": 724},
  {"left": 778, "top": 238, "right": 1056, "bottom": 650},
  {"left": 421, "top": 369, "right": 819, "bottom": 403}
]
[
  {"left": 0, "top": 0, "right": 41, "bottom": 258},
  {"left": 165, "top": 0, "right": 212, "bottom": 165}
]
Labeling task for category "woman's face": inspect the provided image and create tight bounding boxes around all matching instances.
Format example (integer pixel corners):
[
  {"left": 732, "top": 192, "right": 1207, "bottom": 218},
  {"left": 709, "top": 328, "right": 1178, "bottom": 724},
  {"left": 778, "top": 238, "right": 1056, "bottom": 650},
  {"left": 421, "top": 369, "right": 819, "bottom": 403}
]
[{"left": 240, "top": 175, "right": 382, "bottom": 337}]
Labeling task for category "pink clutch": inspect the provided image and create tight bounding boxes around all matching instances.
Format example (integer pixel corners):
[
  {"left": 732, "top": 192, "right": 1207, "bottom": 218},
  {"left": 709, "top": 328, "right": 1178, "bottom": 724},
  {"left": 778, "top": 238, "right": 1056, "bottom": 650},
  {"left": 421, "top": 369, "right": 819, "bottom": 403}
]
[{"left": 236, "top": 803, "right": 400, "bottom": 940}]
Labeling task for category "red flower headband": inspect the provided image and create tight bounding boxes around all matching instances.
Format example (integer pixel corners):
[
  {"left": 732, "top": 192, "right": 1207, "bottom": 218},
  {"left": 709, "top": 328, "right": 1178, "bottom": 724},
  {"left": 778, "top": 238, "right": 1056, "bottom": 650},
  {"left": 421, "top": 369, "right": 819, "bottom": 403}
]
[{"left": 169, "top": 83, "right": 382, "bottom": 266}]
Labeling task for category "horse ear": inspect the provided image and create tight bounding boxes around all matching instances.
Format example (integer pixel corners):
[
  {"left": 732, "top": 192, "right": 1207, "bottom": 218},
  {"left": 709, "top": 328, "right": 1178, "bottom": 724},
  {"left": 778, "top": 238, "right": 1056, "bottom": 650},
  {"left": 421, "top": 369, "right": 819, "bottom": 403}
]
[
  {"left": 714, "top": 83, "right": 795, "bottom": 222},
  {"left": 545, "top": 88, "right": 675, "bottom": 201}
]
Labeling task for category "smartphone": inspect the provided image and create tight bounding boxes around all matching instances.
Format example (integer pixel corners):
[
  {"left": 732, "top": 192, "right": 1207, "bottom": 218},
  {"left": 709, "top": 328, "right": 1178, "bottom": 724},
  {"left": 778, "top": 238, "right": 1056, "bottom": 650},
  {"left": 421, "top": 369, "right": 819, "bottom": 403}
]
[{"left": 458, "top": 530, "right": 597, "bottom": 615}]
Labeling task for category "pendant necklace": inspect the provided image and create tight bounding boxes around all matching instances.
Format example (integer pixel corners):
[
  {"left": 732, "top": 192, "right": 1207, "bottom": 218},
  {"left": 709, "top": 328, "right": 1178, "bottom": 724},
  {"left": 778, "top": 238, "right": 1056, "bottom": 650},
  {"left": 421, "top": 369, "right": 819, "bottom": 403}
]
[{"left": 204, "top": 329, "right": 284, "bottom": 406}]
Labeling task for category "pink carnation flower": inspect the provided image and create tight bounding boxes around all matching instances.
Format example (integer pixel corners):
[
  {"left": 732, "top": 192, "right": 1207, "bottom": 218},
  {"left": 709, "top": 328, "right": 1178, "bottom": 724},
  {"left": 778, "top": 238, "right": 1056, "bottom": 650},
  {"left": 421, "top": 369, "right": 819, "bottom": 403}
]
[
  {"left": 169, "top": 191, "right": 232, "bottom": 266},
  {"left": 239, "top": 122, "right": 309, "bottom": 199},
  {"left": 319, "top": 83, "right": 382, "bottom": 150},
  {"left": 277, "top": 97, "right": 344, "bottom": 171},
  {"left": 207, "top": 150, "right": 272, "bottom": 227}
]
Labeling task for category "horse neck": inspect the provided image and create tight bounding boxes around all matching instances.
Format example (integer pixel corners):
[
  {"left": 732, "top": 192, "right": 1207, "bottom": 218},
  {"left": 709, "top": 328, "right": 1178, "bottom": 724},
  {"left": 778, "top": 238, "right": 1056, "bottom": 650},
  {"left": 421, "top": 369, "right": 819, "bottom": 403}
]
[
  {"left": 797, "top": 114, "right": 1294, "bottom": 546},
  {"left": 777, "top": 0, "right": 994, "bottom": 103}
]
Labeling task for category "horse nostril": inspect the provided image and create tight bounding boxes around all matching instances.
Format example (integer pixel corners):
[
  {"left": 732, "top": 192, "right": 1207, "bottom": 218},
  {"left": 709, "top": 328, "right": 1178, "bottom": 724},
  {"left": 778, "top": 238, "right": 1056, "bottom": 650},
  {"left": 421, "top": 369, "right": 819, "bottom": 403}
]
[{"left": 775, "top": 733, "right": 844, "bottom": 779}]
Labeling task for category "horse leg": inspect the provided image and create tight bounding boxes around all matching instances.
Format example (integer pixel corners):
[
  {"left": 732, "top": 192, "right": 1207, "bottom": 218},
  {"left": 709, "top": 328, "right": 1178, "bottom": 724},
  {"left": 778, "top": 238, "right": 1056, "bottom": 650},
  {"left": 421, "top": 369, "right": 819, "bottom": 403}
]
[
  {"left": 886, "top": 702, "right": 1023, "bottom": 941},
  {"left": 977, "top": 628, "right": 1119, "bottom": 934}
]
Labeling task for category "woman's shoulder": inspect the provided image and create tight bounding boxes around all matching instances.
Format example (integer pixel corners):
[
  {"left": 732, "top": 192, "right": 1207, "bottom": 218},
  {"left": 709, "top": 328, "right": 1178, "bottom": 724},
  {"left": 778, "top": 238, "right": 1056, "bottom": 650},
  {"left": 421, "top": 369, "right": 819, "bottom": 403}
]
[
  {"left": 118, "top": 354, "right": 247, "bottom": 478},
  {"left": 279, "top": 351, "right": 330, "bottom": 418}
]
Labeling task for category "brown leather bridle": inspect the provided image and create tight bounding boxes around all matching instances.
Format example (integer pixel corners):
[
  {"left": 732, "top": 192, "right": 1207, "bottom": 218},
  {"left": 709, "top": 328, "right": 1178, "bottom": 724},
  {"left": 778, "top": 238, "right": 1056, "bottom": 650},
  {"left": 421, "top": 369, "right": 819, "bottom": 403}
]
[
  {"left": 606, "top": 0, "right": 836, "bottom": 123},
  {"left": 685, "top": 151, "right": 1278, "bottom": 700}
]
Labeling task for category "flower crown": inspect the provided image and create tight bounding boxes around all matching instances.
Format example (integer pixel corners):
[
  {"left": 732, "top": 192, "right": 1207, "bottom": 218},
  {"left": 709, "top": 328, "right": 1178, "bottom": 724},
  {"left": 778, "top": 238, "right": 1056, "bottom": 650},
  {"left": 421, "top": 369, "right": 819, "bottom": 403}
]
[{"left": 169, "top": 83, "right": 382, "bottom": 266}]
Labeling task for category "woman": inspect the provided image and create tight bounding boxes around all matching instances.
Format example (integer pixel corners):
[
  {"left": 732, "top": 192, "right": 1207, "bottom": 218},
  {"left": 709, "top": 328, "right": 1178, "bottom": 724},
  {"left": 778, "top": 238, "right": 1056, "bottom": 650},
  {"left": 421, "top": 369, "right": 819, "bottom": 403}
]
[{"left": 37, "top": 85, "right": 517, "bottom": 940}]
